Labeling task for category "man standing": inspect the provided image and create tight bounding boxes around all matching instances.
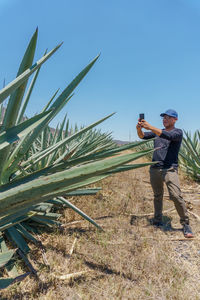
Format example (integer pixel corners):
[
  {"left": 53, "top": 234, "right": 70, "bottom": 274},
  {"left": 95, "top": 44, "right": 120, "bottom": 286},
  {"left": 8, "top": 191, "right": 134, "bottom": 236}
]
[{"left": 136, "top": 109, "right": 194, "bottom": 238}]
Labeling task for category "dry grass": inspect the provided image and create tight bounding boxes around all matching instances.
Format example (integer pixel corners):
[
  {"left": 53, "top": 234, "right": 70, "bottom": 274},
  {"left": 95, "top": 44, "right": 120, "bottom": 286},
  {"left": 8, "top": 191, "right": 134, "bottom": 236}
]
[{"left": 1, "top": 160, "right": 200, "bottom": 300}]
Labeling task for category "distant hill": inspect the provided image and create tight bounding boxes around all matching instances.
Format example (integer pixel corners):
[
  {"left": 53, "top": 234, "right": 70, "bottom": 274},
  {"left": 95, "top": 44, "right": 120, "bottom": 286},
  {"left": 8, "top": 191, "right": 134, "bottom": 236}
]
[{"left": 114, "top": 139, "right": 130, "bottom": 145}]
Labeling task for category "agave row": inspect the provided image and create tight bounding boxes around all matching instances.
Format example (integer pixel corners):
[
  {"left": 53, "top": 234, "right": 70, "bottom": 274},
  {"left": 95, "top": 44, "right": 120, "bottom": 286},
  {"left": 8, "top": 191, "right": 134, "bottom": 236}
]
[{"left": 179, "top": 130, "right": 200, "bottom": 181}]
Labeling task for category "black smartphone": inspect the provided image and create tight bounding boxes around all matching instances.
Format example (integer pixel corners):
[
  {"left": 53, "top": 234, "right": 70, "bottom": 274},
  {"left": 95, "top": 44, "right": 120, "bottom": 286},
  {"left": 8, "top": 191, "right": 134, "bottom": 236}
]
[{"left": 139, "top": 113, "right": 145, "bottom": 121}]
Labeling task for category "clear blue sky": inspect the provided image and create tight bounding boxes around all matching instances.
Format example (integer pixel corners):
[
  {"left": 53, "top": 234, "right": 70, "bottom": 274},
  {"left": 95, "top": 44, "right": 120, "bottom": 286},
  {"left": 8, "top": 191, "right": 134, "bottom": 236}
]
[{"left": 1, "top": 0, "right": 200, "bottom": 141}]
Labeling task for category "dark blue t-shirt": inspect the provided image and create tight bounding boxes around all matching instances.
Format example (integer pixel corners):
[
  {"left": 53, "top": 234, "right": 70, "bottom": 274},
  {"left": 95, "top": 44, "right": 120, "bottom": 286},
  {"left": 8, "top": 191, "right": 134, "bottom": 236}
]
[{"left": 143, "top": 128, "right": 183, "bottom": 169}]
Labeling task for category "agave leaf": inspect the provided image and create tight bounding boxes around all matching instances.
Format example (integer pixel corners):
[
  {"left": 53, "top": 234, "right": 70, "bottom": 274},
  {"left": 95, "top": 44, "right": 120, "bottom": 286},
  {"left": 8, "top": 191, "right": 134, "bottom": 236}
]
[
  {"left": 51, "top": 123, "right": 60, "bottom": 145},
  {"left": 0, "top": 148, "right": 153, "bottom": 218},
  {"left": 179, "top": 151, "right": 197, "bottom": 168},
  {"left": 17, "top": 49, "right": 48, "bottom": 124},
  {"left": 14, "top": 224, "right": 38, "bottom": 244},
  {"left": 5, "top": 94, "right": 72, "bottom": 178},
  {"left": 183, "top": 132, "right": 200, "bottom": 159},
  {"left": 16, "top": 67, "right": 41, "bottom": 124},
  {"left": 179, "top": 151, "right": 200, "bottom": 179},
  {"left": 0, "top": 43, "right": 62, "bottom": 105},
  {"left": 0, "top": 176, "right": 105, "bottom": 231},
  {"left": 11, "top": 55, "right": 101, "bottom": 159},
  {"left": 0, "top": 43, "right": 62, "bottom": 179},
  {"left": 0, "top": 273, "right": 30, "bottom": 290},
  {"left": 0, "top": 238, "right": 18, "bottom": 277},
  {"left": 41, "top": 89, "right": 60, "bottom": 112},
  {"left": 0, "top": 110, "right": 51, "bottom": 151},
  {"left": 5, "top": 227, "right": 30, "bottom": 254},
  {"left": 0, "top": 212, "right": 36, "bottom": 232},
  {"left": 42, "top": 175, "right": 108, "bottom": 203},
  {"left": 3, "top": 28, "right": 38, "bottom": 129},
  {"left": 42, "top": 163, "right": 154, "bottom": 201},
  {"left": 5, "top": 54, "right": 101, "bottom": 176},
  {"left": 33, "top": 212, "right": 61, "bottom": 220},
  {"left": 198, "top": 130, "right": 200, "bottom": 141},
  {"left": 49, "top": 54, "right": 100, "bottom": 113},
  {"left": 64, "top": 119, "right": 70, "bottom": 138},
  {"left": 11, "top": 53, "right": 100, "bottom": 154},
  {"left": 18, "top": 113, "right": 115, "bottom": 171},
  {"left": 0, "top": 249, "right": 16, "bottom": 268},
  {"left": 14, "top": 147, "right": 152, "bottom": 190},
  {"left": 21, "top": 223, "right": 38, "bottom": 234},
  {"left": 58, "top": 197, "right": 102, "bottom": 230},
  {"left": 0, "top": 278, "right": 16, "bottom": 289},
  {"left": 0, "top": 207, "right": 35, "bottom": 227},
  {"left": 46, "top": 198, "right": 67, "bottom": 206},
  {"left": 88, "top": 139, "right": 154, "bottom": 159},
  {"left": 0, "top": 104, "right": 3, "bottom": 123},
  {"left": 48, "top": 137, "right": 85, "bottom": 166},
  {"left": 0, "top": 204, "right": 37, "bottom": 226},
  {"left": 15, "top": 147, "right": 153, "bottom": 191},
  {"left": 62, "top": 139, "right": 154, "bottom": 167},
  {"left": 179, "top": 130, "right": 200, "bottom": 181},
  {"left": 56, "top": 114, "right": 67, "bottom": 143},
  {"left": 30, "top": 216, "right": 61, "bottom": 227},
  {"left": 105, "top": 162, "right": 156, "bottom": 174},
  {"left": 0, "top": 175, "right": 108, "bottom": 221},
  {"left": 181, "top": 137, "right": 200, "bottom": 166},
  {"left": 0, "top": 28, "right": 39, "bottom": 177},
  {"left": 33, "top": 203, "right": 53, "bottom": 213},
  {"left": 65, "top": 188, "right": 101, "bottom": 196}
]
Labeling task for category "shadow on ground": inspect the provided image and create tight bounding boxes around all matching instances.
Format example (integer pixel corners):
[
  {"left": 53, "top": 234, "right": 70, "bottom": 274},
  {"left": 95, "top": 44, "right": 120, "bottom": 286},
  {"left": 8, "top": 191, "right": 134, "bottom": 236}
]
[{"left": 130, "top": 214, "right": 182, "bottom": 232}]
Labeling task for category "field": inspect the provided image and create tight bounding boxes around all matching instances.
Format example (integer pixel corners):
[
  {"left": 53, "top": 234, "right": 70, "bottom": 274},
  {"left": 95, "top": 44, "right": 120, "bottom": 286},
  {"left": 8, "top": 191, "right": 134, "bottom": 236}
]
[{"left": 1, "top": 158, "right": 200, "bottom": 300}]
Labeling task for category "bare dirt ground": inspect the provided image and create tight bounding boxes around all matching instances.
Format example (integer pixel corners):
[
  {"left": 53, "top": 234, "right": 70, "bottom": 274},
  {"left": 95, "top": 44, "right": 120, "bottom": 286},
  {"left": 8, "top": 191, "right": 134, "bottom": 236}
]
[{"left": 1, "top": 160, "right": 200, "bottom": 300}]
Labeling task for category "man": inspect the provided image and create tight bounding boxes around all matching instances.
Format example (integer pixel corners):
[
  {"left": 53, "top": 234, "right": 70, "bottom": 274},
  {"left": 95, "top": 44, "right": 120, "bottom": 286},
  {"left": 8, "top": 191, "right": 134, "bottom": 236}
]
[{"left": 136, "top": 109, "right": 194, "bottom": 238}]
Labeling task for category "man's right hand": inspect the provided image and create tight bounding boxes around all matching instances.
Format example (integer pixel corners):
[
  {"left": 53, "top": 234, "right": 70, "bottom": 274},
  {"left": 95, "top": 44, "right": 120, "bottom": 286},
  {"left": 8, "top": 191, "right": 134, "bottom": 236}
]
[{"left": 136, "top": 120, "right": 144, "bottom": 138}]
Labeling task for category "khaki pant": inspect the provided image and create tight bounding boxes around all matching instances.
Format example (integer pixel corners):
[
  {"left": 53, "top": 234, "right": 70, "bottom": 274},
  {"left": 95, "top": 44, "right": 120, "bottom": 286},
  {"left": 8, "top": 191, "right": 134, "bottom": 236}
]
[{"left": 149, "top": 167, "right": 189, "bottom": 225}]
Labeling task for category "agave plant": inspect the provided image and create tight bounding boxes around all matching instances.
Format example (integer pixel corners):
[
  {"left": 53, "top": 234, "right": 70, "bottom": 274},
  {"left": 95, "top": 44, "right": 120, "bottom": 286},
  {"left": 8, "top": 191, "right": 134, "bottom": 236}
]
[
  {"left": 134, "top": 139, "right": 153, "bottom": 161},
  {"left": 0, "top": 29, "right": 154, "bottom": 289},
  {"left": 18, "top": 120, "right": 116, "bottom": 175},
  {"left": 179, "top": 130, "right": 200, "bottom": 181}
]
